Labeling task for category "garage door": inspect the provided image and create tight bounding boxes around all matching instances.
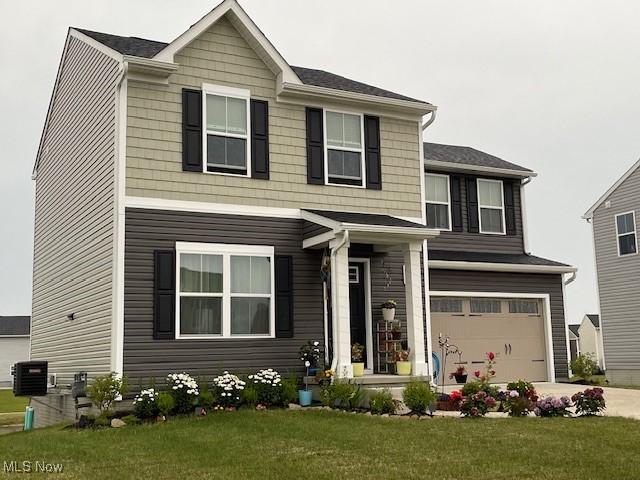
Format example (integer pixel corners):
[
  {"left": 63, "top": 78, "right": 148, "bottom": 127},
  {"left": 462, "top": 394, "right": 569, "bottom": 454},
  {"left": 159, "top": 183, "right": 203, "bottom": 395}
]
[{"left": 430, "top": 296, "right": 548, "bottom": 385}]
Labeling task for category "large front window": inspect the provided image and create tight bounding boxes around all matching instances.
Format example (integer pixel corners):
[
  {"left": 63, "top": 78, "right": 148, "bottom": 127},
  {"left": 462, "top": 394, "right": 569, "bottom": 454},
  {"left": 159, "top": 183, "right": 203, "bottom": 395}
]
[
  {"left": 203, "top": 85, "right": 250, "bottom": 176},
  {"left": 325, "top": 111, "right": 364, "bottom": 186},
  {"left": 477, "top": 179, "right": 505, "bottom": 234},
  {"left": 425, "top": 173, "right": 451, "bottom": 230},
  {"left": 176, "top": 243, "right": 274, "bottom": 338}
]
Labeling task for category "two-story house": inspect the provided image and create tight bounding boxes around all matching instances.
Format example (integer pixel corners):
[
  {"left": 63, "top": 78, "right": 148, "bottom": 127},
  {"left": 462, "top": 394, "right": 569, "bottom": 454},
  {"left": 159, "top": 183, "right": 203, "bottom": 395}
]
[
  {"left": 584, "top": 158, "right": 640, "bottom": 385},
  {"left": 30, "top": 0, "right": 575, "bottom": 419}
]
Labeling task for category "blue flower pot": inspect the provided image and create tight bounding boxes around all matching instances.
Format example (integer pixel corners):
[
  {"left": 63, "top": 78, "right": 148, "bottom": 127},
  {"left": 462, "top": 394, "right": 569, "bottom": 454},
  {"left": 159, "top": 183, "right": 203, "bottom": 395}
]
[
  {"left": 298, "top": 389, "right": 313, "bottom": 406},
  {"left": 308, "top": 367, "right": 318, "bottom": 376}
]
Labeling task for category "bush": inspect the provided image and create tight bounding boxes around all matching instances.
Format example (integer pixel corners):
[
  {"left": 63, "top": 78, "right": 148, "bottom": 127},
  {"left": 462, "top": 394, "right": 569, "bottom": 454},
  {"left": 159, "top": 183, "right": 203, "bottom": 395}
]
[
  {"left": 156, "top": 393, "right": 175, "bottom": 418},
  {"left": 461, "top": 381, "right": 499, "bottom": 399},
  {"left": 247, "top": 369, "right": 283, "bottom": 407},
  {"left": 402, "top": 380, "right": 435, "bottom": 415},
  {"left": 121, "top": 414, "right": 142, "bottom": 425},
  {"left": 460, "top": 391, "right": 497, "bottom": 417},
  {"left": 321, "top": 379, "right": 363, "bottom": 409},
  {"left": 571, "top": 353, "right": 598, "bottom": 381},
  {"left": 87, "top": 372, "right": 128, "bottom": 414},
  {"left": 133, "top": 388, "right": 159, "bottom": 419},
  {"left": 241, "top": 384, "right": 259, "bottom": 406},
  {"left": 534, "top": 396, "right": 572, "bottom": 417},
  {"left": 94, "top": 414, "right": 111, "bottom": 428},
  {"left": 280, "top": 375, "right": 299, "bottom": 405},
  {"left": 198, "top": 391, "right": 216, "bottom": 410},
  {"left": 503, "top": 380, "right": 538, "bottom": 417},
  {"left": 212, "top": 371, "right": 246, "bottom": 409},
  {"left": 368, "top": 389, "right": 396, "bottom": 415},
  {"left": 167, "top": 373, "right": 200, "bottom": 414},
  {"left": 572, "top": 387, "right": 606, "bottom": 416}
]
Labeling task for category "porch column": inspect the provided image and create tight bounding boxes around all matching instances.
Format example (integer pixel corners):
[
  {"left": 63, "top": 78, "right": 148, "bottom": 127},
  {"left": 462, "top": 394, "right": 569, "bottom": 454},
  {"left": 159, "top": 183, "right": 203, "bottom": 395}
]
[
  {"left": 403, "top": 240, "right": 428, "bottom": 377},
  {"left": 330, "top": 233, "right": 353, "bottom": 378}
]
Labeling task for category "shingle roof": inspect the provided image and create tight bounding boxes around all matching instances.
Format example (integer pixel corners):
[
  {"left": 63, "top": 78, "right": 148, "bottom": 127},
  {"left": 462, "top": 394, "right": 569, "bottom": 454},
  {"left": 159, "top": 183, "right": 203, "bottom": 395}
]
[
  {"left": 0, "top": 316, "right": 30, "bottom": 336},
  {"left": 74, "top": 29, "right": 426, "bottom": 104},
  {"left": 424, "top": 142, "right": 532, "bottom": 173},
  {"left": 428, "top": 250, "right": 570, "bottom": 268},
  {"left": 568, "top": 324, "right": 580, "bottom": 337},
  {"left": 304, "top": 210, "right": 427, "bottom": 229},
  {"left": 586, "top": 314, "right": 600, "bottom": 328}
]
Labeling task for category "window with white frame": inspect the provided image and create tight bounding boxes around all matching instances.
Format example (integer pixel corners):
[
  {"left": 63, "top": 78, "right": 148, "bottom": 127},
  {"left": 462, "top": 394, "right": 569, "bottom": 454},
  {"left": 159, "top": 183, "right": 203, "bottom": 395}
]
[
  {"left": 615, "top": 211, "right": 637, "bottom": 256},
  {"left": 176, "top": 243, "right": 274, "bottom": 338},
  {"left": 325, "top": 111, "right": 364, "bottom": 186},
  {"left": 478, "top": 179, "right": 505, "bottom": 234},
  {"left": 425, "top": 174, "right": 451, "bottom": 230},
  {"left": 204, "top": 85, "right": 250, "bottom": 176}
]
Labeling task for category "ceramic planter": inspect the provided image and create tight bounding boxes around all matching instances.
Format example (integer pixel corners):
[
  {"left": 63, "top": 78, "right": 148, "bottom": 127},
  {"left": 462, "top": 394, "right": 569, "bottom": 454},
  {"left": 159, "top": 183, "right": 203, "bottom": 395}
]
[
  {"left": 454, "top": 374, "right": 467, "bottom": 384},
  {"left": 298, "top": 389, "right": 313, "bottom": 406},
  {"left": 396, "top": 361, "right": 411, "bottom": 376},
  {"left": 352, "top": 362, "right": 365, "bottom": 377},
  {"left": 382, "top": 307, "right": 396, "bottom": 321}
]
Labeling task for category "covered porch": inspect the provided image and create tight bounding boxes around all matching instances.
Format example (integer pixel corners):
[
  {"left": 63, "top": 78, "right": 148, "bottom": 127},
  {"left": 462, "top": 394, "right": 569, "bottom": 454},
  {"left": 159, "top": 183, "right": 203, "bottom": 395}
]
[{"left": 301, "top": 210, "right": 439, "bottom": 379}]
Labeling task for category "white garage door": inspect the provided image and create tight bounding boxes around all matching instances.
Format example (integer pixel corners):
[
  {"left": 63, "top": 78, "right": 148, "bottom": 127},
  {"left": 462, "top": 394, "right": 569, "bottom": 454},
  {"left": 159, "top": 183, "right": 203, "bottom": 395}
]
[{"left": 430, "top": 296, "right": 548, "bottom": 385}]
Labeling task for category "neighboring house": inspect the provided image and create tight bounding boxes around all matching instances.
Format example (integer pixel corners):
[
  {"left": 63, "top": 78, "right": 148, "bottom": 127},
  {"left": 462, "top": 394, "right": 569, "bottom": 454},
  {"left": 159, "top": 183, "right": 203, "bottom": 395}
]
[
  {"left": 576, "top": 314, "right": 604, "bottom": 370},
  {"left": 0, "top": 316, "right": 30, "bottom": 388},
  {"left": 568, "top": 324, "right": 580, "bottom": 365},
  {"left": 584, "top": 159, "right": 640, "bottom": 385},
  {"left": 30, "top": 0, "right": 575, "bottom": 414}
]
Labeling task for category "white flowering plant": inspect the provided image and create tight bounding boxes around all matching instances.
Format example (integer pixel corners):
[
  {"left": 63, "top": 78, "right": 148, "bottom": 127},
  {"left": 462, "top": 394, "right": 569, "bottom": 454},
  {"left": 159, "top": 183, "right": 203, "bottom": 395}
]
[
  {"left": 133, "top": 388, "right": 159, "bottom": 419},
  {"left": 212, "top": 371, "right": 246, "bottom": 408},
  {"left": 299, "top": 340, "right": 322, "bottom": 369},
  {"left": 166, "top": 373, "right": 199, "bottom": 414},
  {"left": 247, "top": 368, "right": 283, "bottom": 407}
]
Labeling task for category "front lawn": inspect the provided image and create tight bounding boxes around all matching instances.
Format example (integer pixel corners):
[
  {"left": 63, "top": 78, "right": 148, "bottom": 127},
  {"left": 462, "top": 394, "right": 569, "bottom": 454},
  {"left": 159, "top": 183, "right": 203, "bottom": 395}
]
[
  {"left": 0, "top": 389, "right": 28, "bottom": 413},
  {"left": 1, "top": 410, "right": 639, "bottom": 479}
]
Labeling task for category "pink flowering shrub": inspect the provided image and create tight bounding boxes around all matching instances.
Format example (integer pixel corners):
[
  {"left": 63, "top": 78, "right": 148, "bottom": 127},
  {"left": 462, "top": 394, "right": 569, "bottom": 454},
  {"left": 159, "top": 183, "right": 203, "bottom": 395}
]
[
  {"left": 460, "top": 391, "right": 497, "bottom": 417},
  {"left": 572, "top": 387, "right": 605, "bottom": 416},
  {"left": 534, "top": 396, "right": 572, "bottom": 417}
]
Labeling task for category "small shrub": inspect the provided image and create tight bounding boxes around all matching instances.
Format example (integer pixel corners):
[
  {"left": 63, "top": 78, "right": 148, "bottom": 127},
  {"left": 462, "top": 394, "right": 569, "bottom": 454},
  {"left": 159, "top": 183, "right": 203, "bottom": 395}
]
[
  {"left": 321, "top": 379, "right": 362, "bottom": 409},
  {"left": 534, "top": 396, "right": 572, "bottom": 417},
  {"left": 212, "top": 371, "right": 246, "bottom": 409},
  {"left": 368, "top": 389, "right": 396, "bottom": 415},
  {"left": 461, "top": 381, "right": 499, "bottom": 399},
  {"left": 460, "top": 391, "right": 497, "bottom": 417},
  {"left": 94, "top": 414, "right": 111, "bottom": 428},
  {"left": 121, "top": 414, "right": 142, "bottom": 425},
  {"left": 198, "top": 391, "right": 216, "bottom": 410},
  {"left": 248, "top": 369, "right": 283, "bottom": 407},
  {"left": 280, "top": 375, "right": 299, "bottom": 405},
  {"left": 402, "top": 380, "right": 435, "bottom": 415},
  {"left": 133, "top": 388, "right": 159, "bottom": 419},
  {"left": 503, "top": 380, "right": 538, "bottom": 417},
  {"left": 572, "top": 387, "right": 605, "bottom": 416},
  {"left": 87, "top": 372, "right": 128, "bottom": 414},
  {"left": 167, "top": 373, "right": 200, "bottom": 414},
  {"left": 570, "top": 354, "right": 598, "bottom": 382},
  {"left": 241, "top": 384, "right": 259, "bottom": 406},
  {"left": 156, "top": 393, "right": 175, "bottom": 418}
]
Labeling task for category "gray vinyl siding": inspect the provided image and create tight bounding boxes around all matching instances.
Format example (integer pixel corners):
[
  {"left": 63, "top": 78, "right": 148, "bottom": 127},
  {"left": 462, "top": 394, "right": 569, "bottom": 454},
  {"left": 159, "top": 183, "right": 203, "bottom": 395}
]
[
  {"left": 429, "top": 269, "right": 568, "bottom": 379},
  {"left": 592, "top": 165, "right": 640, "bottom": 374},
  {"left": 31, "top": 36, "right": 120, "bottom": 384},
  {"left": 123, "top": 208, "right": 324, "bottom": 383},
  {"left": 426, "top": 172, "right": 524, "bottom": 254}
]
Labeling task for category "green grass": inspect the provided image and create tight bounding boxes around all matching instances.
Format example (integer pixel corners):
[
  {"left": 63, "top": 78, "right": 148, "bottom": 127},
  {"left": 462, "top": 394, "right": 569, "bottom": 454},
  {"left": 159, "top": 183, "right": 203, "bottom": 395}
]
[
  {"left": 0, "top": 410, "right": 639, "bottom": 479},
  {"left": 0, "top": 390, "right": 28, "bottom": 414}
]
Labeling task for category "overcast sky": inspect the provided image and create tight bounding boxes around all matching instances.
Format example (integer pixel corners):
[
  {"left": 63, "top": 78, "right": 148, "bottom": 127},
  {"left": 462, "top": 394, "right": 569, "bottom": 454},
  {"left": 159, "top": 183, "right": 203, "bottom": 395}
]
[{"left": 2, "top": 0, "right": 639, "bottom": 324}]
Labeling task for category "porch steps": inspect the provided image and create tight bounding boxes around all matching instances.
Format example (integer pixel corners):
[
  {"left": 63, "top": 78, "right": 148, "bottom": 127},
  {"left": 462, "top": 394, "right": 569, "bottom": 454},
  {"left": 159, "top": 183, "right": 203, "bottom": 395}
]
[{"left": 351, "top": 375, "right": 430, "bottom": 388}]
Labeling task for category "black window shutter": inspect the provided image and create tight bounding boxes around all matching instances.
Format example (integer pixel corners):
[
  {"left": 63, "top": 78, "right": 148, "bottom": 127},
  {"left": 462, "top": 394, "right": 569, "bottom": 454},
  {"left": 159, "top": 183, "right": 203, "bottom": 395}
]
[
  {"left": 364, "top": 115, "right": 382, "bottom": 190},
  {"left": 153, "top": 250, "right": 176, "bottom": 340},
  {"left": 250, "top": 99, "right": 269, "bottom": 179},
  {"left": 450, "top": 175, "right": 463, "bottom": 232},
  {"left": 503, "top": 181, "right": 517, "bottom": 235},
  {"left": 466, "top": 177, "right": 480, "bottom": 233},
  {"left": 275, "top": 255, "right": 294, "bottom": 338},
  {"left": 182, "top": 89, "right": 203, "bottom": 172},
  {"left": 306, "top": 107, "right": 324, "bottom": 184}
]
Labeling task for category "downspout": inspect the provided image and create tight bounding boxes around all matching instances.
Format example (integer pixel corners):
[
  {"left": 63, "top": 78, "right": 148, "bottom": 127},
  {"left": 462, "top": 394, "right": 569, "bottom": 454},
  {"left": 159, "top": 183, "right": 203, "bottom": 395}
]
[
  {"left": 422, "top": 110, "right": 437, "bottom": 131},
  {"left": 562, "top": 270, "right": 577, "bottom": 378},
  {"left": 520, "top": 177, "right": 533, "bottom": 254},
  {"left": 329, "top": 230, "right": 350, "bottom": 376}
]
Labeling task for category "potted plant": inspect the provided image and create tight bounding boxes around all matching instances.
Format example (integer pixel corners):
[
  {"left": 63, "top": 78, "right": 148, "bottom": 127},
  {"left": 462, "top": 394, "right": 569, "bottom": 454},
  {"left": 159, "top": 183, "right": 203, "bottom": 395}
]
[
  {"left": 298, "top": 361, "right": 313, "bottom": 407},
  {"left": 395, "top": 347, "right": 411, "bottom": 376},
  {"left": 299, "top": 340, "right": 322, "bottom": 375},
  {"left": 381, "top": 299, "right": 397, "bottom": 321},
  {"left": 449, "top": 365, "right": 467, "bottom": 384},
  {"left": 391, "top": 323, "right": 402, "bottom": 340},
  {"left": 351, "top": 343, "right": 365, "bottom": 377}
]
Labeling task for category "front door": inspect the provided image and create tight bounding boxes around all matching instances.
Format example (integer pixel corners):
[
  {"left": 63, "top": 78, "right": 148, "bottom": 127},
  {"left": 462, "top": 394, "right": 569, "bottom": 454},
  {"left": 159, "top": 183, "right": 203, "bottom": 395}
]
[{"left": 349, "top": 262, "right": 367, "bottom": 365}]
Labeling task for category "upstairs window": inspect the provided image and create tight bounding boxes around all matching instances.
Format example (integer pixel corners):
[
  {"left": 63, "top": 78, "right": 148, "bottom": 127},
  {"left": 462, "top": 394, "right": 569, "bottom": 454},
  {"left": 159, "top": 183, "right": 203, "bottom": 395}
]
[
  {"left": 204, "top": 85, "right": 250, "bottom": 176},
  {"left": 478, "top": 179, "right": 505, "bottom": 234},
  {"left": 325, "top": 111, "right": 364, "bottom": 186},
  {"left": 616, "top": 211, "right": 637, "bottom": 256},
  {"left": 425, "top": 174, "right": 451, "bottom": 230}
]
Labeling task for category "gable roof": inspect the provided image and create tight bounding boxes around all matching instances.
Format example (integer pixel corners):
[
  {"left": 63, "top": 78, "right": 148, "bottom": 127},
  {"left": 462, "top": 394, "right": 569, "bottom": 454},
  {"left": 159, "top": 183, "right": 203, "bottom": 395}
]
[
  {"left": 424, "top": 142, "right": 534, "bottom": 177},
  {"left": 568, "top": 324, "right": 580, "bottom": 337},
  {"left": 0, "top": 316, "right": 30, "bottom": 336},
  {"left": 75, "top": 29, "right": 167, "bottom": 58},
  {"left": 583, "top": 158, "right": 640, "bottom": 219},
  {"left": 585, "top": 314, "right": 600, "bottom": 328}
]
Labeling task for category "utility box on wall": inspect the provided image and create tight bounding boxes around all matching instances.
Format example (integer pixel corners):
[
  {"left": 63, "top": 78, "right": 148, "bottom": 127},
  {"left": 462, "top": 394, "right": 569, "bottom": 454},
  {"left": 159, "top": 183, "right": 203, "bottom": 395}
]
[{"left": 12, "top": 361, "right": 48, "bottom": 396}]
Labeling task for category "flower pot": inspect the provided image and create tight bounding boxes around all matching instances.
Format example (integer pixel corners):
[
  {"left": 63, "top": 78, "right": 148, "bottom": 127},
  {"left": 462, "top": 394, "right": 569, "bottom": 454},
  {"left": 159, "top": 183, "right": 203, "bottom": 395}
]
[
  {"left": 454, "top": 374, "right": 467, "bottom": 384},
  {"left": 352, "top": 362, "right": 365, "bottom": 377},
  {"left": 308, "top": 367, "right": 319, "bottom": 376},
  {"left": 396, "top": 361, "right": 411, "bottom": 376},
  {"left": 382, "top": 307, "right": 396, "bottom": 321},
  {"left": 298, "top": 389, "right": 313, "bottom": 406},
  {"left": 392, "top": 330, "right": 401, "bottom": 340}
]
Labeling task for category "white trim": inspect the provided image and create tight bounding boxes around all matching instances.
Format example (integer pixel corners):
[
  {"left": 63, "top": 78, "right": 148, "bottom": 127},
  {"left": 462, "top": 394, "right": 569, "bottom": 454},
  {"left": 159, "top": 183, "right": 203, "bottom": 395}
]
[
  {"left": 614, "top": 210, "right": 638, "bottom": 257},
  {"left": 418, "top": 125, "right": 427, "bottom": 225},
  {"left": 349, "top": 258, "right": 374, "bottom": 374},
  {"left": 428, "top": 259, "right": 577, "bottom": 274},
  {"left": 424, "top": 173, "right": 452, "bottom": 231},
  {"left": 0, "top": 335, "right": 30, "bottom": 339},
  {"left": 302, "top": 230, "right": 336, "bottom": 250},
  {"left": 583, "top": 157, "right": 640, "bottom": 219},
  {"left": 422, "top": 241, "right": 434, "bottom": 382},
  {"left": 175, "top": 242, "right": 275, "bottom": 340},
  {"left": 477, "top": 178, "right": 506, "bottom": 235},
  {"left": 424, "top": 159, "right": 537, "bottom": 179},
  {"left": 429, "top": 291, "right": 556, "bottom": 382},
  {"left": 520, "top": 178, "right": 532, "bottom": 254},
  {"left": 202, "top": 83, "right": 251, "bottom": 178},
  {"left": 323, "top": 109, "right": 366, "bottom": 188}
]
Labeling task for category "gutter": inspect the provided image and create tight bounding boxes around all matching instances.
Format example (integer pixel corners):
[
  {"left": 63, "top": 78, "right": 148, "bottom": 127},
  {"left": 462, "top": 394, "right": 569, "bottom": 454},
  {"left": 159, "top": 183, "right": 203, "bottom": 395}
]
[
  {"left": 428, "top": 260, "right": 577, "bottom": 274},
  {"left": 424, "top": 159, "right": 537, "bottom": 179},
  {"left": 329, "top": 230, "right": 350, "bottom": 377},
  {"left": 521, "top": 177, "right": 532, "bottom": 254}
]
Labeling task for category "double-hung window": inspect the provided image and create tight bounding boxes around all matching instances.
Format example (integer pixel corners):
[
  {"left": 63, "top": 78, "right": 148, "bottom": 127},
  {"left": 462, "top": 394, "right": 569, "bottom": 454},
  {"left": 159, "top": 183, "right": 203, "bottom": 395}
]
[
  {"left": 425, "top": 173, "right": 451, "bottom": 230},
  {"left": 615, "top": 211, "right": 637, "bottom": 256},
  {"left": 325, "top": 111, "right": 365, "bottom": 186},
  {"left": 478, "top": 179, "right": 505, "bottom": 234},
  {"left": 203, "top": 84, "right": 250, "bottom": 176},
  {"left": 176, "top": 243, "right": 274, "bottom": 339}
]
